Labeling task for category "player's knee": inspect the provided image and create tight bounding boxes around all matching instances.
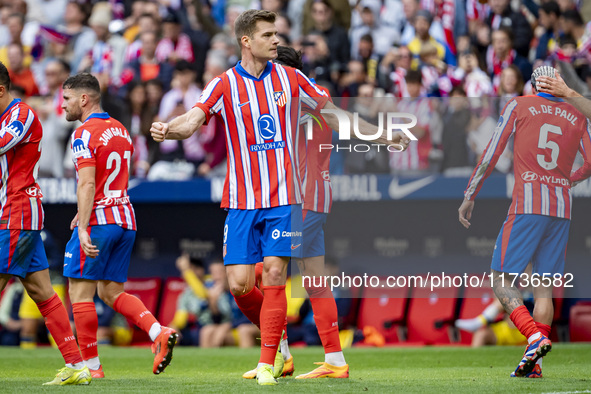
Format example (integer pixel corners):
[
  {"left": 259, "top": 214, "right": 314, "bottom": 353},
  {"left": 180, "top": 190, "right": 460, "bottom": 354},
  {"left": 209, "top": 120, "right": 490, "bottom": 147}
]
[
  {"left": 97, "top": 288, "right": 121, "bottom": 308},
  {"left": 229, "top": 282, "right": 253, "bottom": 296},
  {"left": 262, "top": 266, "right": 284, "bottom": 286}
]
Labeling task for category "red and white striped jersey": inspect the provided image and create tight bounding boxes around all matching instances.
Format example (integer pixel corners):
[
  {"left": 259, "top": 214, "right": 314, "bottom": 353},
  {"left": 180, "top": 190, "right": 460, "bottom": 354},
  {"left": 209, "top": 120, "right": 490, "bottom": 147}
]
[
  {"left": 299, "top": 84, "right": 332, "bottom": 213},
  {"left": 194, "top": 61, "right": 328, "bottom": 210},
  {"left": 71, "top": 113, "right": 136, "bottom": 230},
  {"left": 390, "top": 98, "right": 433, "bottom": 171},
  {"left": 0, "top": 99, "right": 44, "bottom": 230},
  {"left": 465, "top": 93, "right": 591, "bottom": 219}
]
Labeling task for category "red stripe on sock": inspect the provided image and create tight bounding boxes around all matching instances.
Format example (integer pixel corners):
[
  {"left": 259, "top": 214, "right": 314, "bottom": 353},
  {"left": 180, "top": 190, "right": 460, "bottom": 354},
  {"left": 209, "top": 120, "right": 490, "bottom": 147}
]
[
  {"left": 509, "top": 305, "right": 540, "bottom": 340},
  {"left": 37, "top": 293, "right": 83, "bottom": 365},
  {"left": 72, "top": 302, "right": 99, "bottom": 361},
  {"left": 113, "top": 292, "right": 158, "bottom": 334},
  {"left": 535, "top": 321, "right": 551, "bottom": 338},
  {"left": 259, "top": 285, "right": 286, "bottom": 365},
  {"left": 233, "top": 286, "right": 264, "bottom": 329}
]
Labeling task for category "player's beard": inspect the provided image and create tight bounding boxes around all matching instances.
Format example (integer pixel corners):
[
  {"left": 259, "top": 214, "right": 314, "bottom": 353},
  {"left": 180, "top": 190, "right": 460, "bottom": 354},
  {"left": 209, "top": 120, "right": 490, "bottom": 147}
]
[{"left": 65, "top": 107, "right": 82, "bottom": 122}]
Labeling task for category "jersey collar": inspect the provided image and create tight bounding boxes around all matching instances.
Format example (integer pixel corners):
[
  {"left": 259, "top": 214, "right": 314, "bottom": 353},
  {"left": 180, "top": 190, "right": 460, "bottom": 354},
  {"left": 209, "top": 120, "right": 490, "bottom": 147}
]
[
  {"left": 536, "top": 92, "right": 563, "bottom": 102},
  {"left": 235, "top": 61, "right": 273, "bottom": 81},
  {"left": 83, "top": 112, "right": 110, "bottom": 123},
  {"left": 1, "top": 98, "right": 21, "bottom": 119}
]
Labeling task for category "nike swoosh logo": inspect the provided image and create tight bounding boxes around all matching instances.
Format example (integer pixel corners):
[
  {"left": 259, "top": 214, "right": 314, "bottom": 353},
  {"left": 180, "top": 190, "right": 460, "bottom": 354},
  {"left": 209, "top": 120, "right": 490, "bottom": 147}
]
[
  {"left": 388, "top": 176, "right": 436, "bottom": 200},
  {"left": 239, "top": 101, "right": 250, "bottom": 107},
  {"left": 263, "top": 343, "right": 276, "bottom": 348},
  {"left": 291, "top": 244, "right": 301, "bottom": 250}
]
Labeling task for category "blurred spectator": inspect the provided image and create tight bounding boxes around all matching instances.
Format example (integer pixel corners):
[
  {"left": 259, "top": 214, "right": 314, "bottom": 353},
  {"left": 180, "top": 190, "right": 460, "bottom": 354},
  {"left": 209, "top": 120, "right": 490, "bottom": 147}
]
[
  {"left": 407, "top": 10, "right": 456, "bottom": 70},
  {"left": 497, "top": 64, "right": 524, "bottom": 111},
  {"left": 34, "top": 59, "right": 71, "bottom": 178},
  {"left": 301, "top": 32, "right": 332, "bottom": 83},
  {"left": 0, "top": 12, "right": 34, "bottom": 67},
  {"left": 400, "top": 0, "right": 446, "bottom": 47},
  {"left": 6, "top": 43, "right": 39, "bottom": 97},
  {"left": 198, "top": 260, "right": 234, "bottom": 348},
  {"left": 124, "top": 12, "right": 160, "bottom": 64},
  {"left": 120, "top": 81, "right": 159, "bottom": 178},
  {"left": 197, "top": 50, "right": 228, "bottom": 178},
  {"left": 440, "top": 87, "right": 472, "bottom": 174},
  {"left": 390, "top": 70, "right": 436, "bottom": 173},
  {"left": 25, "top": 0, "right": 68, "bottom": 26},
  {"left": 156, "top": 11, "right": 195, "bottom": 64},
  {"left": 62, "top": 1, "right": 96, "bottom": 72},
  {"left": 149, "top": 60, "right": 204, "bottom": 180},
  {"left": 302, "top": 0, "right": 351, "bottom": 35},
  {"left": 379, "top": 45, "right": 412, "bottom": 97},
  {"left": 486, "top": 0, "right": 532, "bottom": 58},
  {"left": 451, "top": 47, "right": 493, "bottom": 97},
  {"left": 350, "top": 5, "right": 399, "bottom": 60},
  {"left": 418, "top": 42, "right": 452, "bottom": 97},
  {"left": 122, "top": 0, "right": 148, "bottom": 43},
  {"left": 80, "top": 2, "right": 128, "bottom": 84},
  {"left": 127, "top": 31, "right": 174, "bottom": 90},
  {"left": 486, "top": 27, "right": 532, "bottom": 93},
  {"left": 535, "top": 1, "right": 563, "bottom": 62},
  {"left": 338, "top": 60, "right": 367, "bottom": 98},
  {"left": 308, "top": 0, "right": 350, "bottom": 76},
  {"left": 355, "top": 34, "right": 379, "bottom": 84}
]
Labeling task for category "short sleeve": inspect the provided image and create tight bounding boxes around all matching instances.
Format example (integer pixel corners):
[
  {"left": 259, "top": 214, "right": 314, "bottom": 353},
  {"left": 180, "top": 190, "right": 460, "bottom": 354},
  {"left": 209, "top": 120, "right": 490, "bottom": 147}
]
[
  {"left": 193, "top": 76, "right": 224, "bottom": 124},
  {"left": 296, "top": 70, "right": 329, "bottom": 111},
  {"left": 71, "top": 128, "right": 96, "bottom": 169}
]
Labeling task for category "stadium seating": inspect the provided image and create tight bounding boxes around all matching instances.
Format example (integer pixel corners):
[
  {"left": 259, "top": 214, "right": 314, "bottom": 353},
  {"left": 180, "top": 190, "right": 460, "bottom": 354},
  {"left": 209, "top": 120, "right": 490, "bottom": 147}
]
[
  {"left": 157, "top": 277, "right": 186, "bottom": 327},
  {"left": 406, "top": 276, "right": 461, "bottom": 345},
  {"left": 123, "top": 278, "right": 162, "bottom": 344},
  {"left": 457, "top": 277, "right": 499, "bottom": 345},
  {"left": 569, "top": 302, "right": 591, "bottom": 342},
  {"left": 356, "top": 279, "right": 409, "bottom": 344}
]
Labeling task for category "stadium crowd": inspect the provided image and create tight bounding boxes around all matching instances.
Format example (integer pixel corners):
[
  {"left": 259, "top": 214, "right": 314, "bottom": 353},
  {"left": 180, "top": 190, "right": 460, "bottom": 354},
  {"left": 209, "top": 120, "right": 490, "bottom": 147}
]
[{"left": 2, "top": 0, "right": 591, "bottom": 179}]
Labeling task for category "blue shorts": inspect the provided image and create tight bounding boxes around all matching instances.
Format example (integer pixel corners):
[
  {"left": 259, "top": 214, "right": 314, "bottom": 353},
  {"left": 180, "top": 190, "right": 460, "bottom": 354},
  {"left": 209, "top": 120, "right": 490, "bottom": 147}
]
[
  {"left": 64, "top": 225, "right": 136, "bottom": 282},
  {"left": 0, "top": 230, "right": 48, "bottom": 278},
  {"left": 491, "top": 214, "right": 570, "bottom": 275},
  {"left": 223, "top": 205, "right": 303, "bottom": 265},
  {"left": 302, "top": 210, "right": 327, "bottom": 258}
]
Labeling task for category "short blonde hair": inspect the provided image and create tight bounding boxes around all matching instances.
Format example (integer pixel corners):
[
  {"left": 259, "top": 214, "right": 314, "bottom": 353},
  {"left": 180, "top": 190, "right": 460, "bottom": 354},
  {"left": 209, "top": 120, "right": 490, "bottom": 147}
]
[{"left": 234, "top": 9, "right": 276, "bottom": 47}]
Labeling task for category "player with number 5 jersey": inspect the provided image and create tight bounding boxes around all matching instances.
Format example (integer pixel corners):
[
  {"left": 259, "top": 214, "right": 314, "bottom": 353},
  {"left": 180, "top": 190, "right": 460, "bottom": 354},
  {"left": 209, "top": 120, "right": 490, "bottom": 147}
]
[
  {"left": 459, "top": 66, "right": 591, "bottom": 379},
  {"left": 62, "top": 73, "right": 177, "bottom": 379}
]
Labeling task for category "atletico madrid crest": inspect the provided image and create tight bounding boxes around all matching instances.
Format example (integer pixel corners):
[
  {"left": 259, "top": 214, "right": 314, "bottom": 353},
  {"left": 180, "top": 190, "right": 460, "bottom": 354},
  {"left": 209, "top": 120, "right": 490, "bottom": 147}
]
[{"left": 274, "top": 91, "right": 286, "bottom": 107}]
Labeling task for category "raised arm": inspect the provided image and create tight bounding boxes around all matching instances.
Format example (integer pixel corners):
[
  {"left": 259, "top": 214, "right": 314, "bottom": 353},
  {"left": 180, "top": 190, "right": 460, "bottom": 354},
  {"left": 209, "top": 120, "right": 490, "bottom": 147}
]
[
  {"left": 150, "top": 106, "right": 207, "bottom": 142},
  {"left": 537, "top": 72, "right": 591, "bottom": 119}
]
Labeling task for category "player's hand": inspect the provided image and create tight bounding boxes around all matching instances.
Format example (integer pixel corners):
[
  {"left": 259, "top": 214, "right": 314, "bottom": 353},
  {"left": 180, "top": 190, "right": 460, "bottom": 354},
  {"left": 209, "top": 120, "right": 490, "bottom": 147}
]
[
  {"left": 390, "top": 131, "right": 411, "bottom": 151},
  {"left": 70, "top": 213, "right": 79, "bottom": 230},
  {"left": 458, "top": 198, "right": 474, "bottom": 229},
  {"left": 150, "top": 122, "right": 169, "bottom": 142},
  {"left": 536, "top": 72, "right": 577, "bottom": 98},
  {"left": 78, "top": 228, "right": 99, "bottom": 258}
]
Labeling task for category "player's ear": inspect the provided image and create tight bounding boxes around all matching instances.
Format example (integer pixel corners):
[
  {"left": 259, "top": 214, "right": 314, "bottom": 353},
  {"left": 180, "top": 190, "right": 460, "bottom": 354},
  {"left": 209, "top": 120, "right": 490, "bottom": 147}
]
[
  {"left": 0, "top": 85, "right": 4, "bottom": 98},
  {"left": 241, "top": 35, "right": 250, "bottom": 49}
]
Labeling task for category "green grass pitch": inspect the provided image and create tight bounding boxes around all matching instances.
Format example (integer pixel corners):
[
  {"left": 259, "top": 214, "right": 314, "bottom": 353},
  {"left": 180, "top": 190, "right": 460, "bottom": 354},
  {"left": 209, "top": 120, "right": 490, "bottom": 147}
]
[{"left": 0, "top": 344, "right": 590, "bottom": 393}]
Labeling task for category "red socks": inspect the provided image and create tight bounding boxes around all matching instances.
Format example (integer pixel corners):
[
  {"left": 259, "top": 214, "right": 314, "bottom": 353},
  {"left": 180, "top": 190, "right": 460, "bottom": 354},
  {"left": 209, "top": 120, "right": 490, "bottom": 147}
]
[
  {"left": 113, "top": 292, "right": 158, "bottom": 333},
  {"left": 259, "top": 285, "right": 287, "bottom": 365},
  {"left": 509, "top": 305, "right": 541, "bottom": 340},
  {"left": 306, "top": 285, "right": 342, "bottom": 353},
  {"left": 233, "top": 286, "right": 264, "bottom": 329},
  {"left": 72, "top": 302, "right": 99, "bottom": 361},
  {"left": 535, "top": 321, "right": 551, "bottom": 338},
  {"left": 36, "top": 293, "right": 83, "bottom": 365}
]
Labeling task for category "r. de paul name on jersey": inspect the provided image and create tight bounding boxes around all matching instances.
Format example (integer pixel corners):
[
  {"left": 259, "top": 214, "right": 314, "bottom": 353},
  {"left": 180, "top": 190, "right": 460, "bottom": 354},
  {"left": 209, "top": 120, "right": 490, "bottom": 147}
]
[{"left": 528, "top": 104, "right": 578, "bottom": 126}]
